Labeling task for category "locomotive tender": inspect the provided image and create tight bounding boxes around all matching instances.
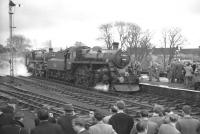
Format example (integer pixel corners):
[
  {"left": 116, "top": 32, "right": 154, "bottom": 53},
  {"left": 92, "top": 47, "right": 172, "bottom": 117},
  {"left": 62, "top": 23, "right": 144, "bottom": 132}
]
[{"left": 25, "top": 43, "right": 139, "bottom": 92}]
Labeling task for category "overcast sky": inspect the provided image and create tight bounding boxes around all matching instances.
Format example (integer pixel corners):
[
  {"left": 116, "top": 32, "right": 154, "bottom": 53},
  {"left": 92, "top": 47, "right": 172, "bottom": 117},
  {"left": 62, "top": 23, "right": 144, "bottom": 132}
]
[{"left": 0, "top": 0, "right": 200, "bottom": 49}]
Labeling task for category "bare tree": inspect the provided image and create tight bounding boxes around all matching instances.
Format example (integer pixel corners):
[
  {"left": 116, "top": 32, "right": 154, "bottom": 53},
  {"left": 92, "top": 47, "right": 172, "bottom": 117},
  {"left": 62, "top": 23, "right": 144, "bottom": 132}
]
[
  {"left": 167, "top": 28, "right": 185, "bottom": 63},
  {"left": 161, "top": 31, "right": 168, "bottom": 70},
  {"left": 98, "top": 23, "right": 113, "bottom": 49},
  {"left": 0, "top": 44, "right": 10, "bottom": 53},
  {"left": 138, "top": 31, "right": 152, "bottom": 62},
  {"left": 126, "top": 23, "right": 141, "bottom": 58},
  {"left": 7, "top": 35, "right": 31, "bottom": 53}
]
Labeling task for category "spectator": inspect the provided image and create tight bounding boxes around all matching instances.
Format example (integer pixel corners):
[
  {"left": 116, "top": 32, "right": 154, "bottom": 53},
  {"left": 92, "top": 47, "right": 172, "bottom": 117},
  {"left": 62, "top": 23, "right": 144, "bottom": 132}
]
[
  {"left": 193, "top": 68, "right": 200, "bottom": 90},
  {"left": 163, "top": 107, "right": 174, "bottom": 123},
  {"left": 57, "top": 104, "right": 77, "bottom": 134},
  {"left": 130, "top": 110, "right": 158, "bottom": 134},
  {"left": 0, "top": 105, "right": 14, "bottom": 128},
  {"left": 89, "top": 111, "right": 116, "bottom": 134},
  {"left": 176, "top": 105, "right": 200, "bottom": 134},
  {"left": 184, "top": 63, "right": 193, "bottom": 87},
  {"left": 103, "top": 105, "right": 118, "bottom": 124},
  {"left": 72, "top": 117, "right": 89, "bottom": 134},
  {"left": 43, "top": 104, "right": 56, "bottom": 123},
  {"left": 149, "top": 104, "right": 164, "bottom": 127},
  {"left": 7, "top": 98, "right": 18, "bottom": 113},
  {"left": 136, "top": 121, "right": 147, "bottom": 134},
  {"left": 84, "top": 109, "right": 96, "bottom": 129},
  {"left": 31, "top": 109, "right": 63, "bottom": 134},
  {"left": 158, "top": 114, "right": 180, "bottom": 134},
  {"left": 109, "top": 100, "right": 134, "bottom": 134},
  {"left": 34, "top": 105, "right": 56, "bottom": 126},
  {"left": 0, "top": 111, "right": 28, "bottom": 134}
]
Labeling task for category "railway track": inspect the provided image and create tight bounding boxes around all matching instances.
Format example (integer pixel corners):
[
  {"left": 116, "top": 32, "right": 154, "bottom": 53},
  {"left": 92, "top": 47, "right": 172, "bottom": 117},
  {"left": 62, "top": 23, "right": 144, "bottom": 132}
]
[
  {"left": 0, "top": 82, "right": 90, "bottom": 117},
  {"left": 11, "top": 76, "right": 152, "bottom": 116},
  {"left": 13, "top": 76, "right": 200, "bottom": 118}
]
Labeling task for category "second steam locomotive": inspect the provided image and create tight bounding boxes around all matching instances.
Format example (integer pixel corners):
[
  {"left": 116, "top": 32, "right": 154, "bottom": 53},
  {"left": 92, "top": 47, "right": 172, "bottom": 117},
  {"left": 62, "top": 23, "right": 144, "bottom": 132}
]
[{"left": 25, "top": 42, "right": 139, "bottom": 92}]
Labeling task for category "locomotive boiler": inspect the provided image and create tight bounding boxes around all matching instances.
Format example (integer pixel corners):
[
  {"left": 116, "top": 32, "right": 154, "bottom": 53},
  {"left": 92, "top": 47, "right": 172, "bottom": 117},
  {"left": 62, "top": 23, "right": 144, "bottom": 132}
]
[{"left": 26, "top": 43, "right": 139, "bottom": 92}]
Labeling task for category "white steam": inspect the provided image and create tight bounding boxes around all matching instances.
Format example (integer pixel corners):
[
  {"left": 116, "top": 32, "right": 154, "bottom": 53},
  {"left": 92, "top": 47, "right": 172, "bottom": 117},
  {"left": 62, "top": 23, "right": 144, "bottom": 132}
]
[
  {"left": 94, "top": 83, "right": 109, "bottom": 92},
  {"left": 0, "top": 54, "right": 30, "bottom": 76}
]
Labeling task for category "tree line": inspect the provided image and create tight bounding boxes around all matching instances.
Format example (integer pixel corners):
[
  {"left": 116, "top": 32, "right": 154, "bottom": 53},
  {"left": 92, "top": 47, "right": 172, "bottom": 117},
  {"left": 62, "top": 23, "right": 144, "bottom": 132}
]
[
  {"left": 0, "top": 22, "right": 185, "bottom": 67},
  {"left": 98, "top": 21, "right": 185, "bottom": 66},
  {"left": 0, "top": 35, "right": 31, "bottom": 54}
]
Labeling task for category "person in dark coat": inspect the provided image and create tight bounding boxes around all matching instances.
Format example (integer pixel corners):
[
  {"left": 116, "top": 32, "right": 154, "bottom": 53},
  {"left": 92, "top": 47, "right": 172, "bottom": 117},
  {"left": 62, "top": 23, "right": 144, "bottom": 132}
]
[
  {"left": 57, "top": 104, "right": 77, "bottom": 134},
  {"left": 109, "top": 100, "right": 134, "bottom": 134},
  {"left": 72, "top": 117, "right": 90, "bottom": 134},
  {"left": 0, "top": 105, "right": 14, "bottom": 128},
  {"left": 0, "top": 111, "right": 28, "bottom": 134},
  {"left": 149, "top": 104, "right": 165, "bottom": 127},
  {"left": 176, "top": 105, "right": 200, "bottom": 134},
  {"left": 158, "top": 114, "right": 180, "bottom": 134},
  {"left": 31, "top": 109, "right": 64, "bottom": 134},
  {"left": 130, "top": 110, "right": 158, "bottom": 134},
  {"left": 34, "top": 105, "right": 56, "bottom": 126}
]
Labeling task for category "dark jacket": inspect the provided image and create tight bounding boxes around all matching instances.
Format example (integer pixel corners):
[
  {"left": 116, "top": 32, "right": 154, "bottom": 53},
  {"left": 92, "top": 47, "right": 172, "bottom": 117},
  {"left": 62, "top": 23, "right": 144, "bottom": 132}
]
[
  {"left": 109, "top": 112, "right": 134, "bottom": 134},
  {"left": 176, "top": 116, "right": 200, "bottom": 134},
  {"left": 0, "top": 113, "right": 14, "bottom": 128},
  {"left": 57, "top": 114, "right": 77, "bottom": 134},
  {"left": 34, "top": 117, "right": 56, "bottom": 126},
  {"left": 0, "top": 120, "right": 28, "bottom": 134},
  {"left": 31, "top": 120, "right": 64, "bottom": 134}
]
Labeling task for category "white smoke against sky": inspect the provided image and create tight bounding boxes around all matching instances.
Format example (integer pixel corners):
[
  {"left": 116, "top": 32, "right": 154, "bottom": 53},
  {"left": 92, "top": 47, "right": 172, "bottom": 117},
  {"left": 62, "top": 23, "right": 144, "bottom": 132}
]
[
  {"left": 14, "top": 57, "right": 30, "bottom": 76},
  {"left": 0, "top": 54, "right": 30, "bottom": 76}
]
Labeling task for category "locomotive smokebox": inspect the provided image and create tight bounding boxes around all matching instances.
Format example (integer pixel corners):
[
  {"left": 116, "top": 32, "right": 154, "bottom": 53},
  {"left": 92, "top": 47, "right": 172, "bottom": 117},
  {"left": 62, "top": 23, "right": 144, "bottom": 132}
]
[{"left": 112, "top": 42, "right": 119, "bottom": 50}]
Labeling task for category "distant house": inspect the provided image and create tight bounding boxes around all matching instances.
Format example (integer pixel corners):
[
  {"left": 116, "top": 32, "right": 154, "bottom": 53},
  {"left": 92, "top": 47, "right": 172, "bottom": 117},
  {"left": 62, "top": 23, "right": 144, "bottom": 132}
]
[
  {"left": 127, "top": 46, "right": 200, "bottom": 62},
  {"left": 152, "top": 47, "right": 199, "bottom": 55}
]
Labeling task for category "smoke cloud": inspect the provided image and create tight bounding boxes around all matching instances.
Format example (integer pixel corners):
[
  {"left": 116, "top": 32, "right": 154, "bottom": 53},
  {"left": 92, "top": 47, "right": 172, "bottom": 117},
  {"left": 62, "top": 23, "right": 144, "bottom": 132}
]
[{"left": 0, "top": 53, "right": 30, "bottom": 76}]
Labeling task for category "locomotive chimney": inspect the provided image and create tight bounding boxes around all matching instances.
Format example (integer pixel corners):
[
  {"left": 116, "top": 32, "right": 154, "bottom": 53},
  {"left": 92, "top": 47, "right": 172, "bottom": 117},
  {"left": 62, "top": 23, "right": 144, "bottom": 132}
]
[
  {"left": 112, "top": 42, "right": 119, "bottom": 50},
  {"left": 49, "top": 48, "right": 53, "bottom": 53}
]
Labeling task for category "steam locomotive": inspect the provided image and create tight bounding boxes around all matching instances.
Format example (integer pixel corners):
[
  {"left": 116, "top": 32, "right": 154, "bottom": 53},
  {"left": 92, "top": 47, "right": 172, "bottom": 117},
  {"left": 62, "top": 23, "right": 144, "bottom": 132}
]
[{"left": 25, "top": 42, "right": 139, "bottom": 92}]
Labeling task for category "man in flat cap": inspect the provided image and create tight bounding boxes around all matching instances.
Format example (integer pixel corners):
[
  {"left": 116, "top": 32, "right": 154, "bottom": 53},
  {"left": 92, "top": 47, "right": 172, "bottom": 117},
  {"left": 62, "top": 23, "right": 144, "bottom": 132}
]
[{"left": 57, "top": 104, "right": 77, "bottom": 134}]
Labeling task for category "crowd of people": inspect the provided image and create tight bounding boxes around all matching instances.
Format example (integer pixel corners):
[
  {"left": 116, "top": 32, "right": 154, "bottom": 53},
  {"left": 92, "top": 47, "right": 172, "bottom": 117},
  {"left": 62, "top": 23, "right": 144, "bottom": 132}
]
[
  {"left": 148, "top": 60, "right": 200, "bottom": 90},
  {"left": 0, "top": 99, "right": 200, "bottom": 134},
  {"left": 167, "top": 61, "right": 200, "bottom": 89}
]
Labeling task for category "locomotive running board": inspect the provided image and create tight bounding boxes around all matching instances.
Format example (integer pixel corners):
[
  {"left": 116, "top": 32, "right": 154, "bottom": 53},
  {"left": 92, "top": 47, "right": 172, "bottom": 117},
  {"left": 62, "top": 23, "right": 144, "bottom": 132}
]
[{"left": 114, "top": 84, "right": 140, "bottom": 92}]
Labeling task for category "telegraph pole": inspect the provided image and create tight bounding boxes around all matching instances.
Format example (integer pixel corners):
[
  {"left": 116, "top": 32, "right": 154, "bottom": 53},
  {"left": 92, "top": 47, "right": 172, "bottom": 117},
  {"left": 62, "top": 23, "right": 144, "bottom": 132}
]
[{"left": 9, "top": 0, "right": 16, "bottom": 81}]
